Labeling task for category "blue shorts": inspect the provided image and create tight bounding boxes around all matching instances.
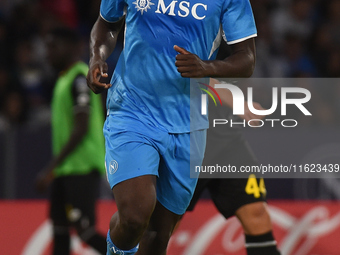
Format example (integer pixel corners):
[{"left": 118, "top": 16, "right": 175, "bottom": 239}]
[{"left": 103, "top": 114, "right": 206, "bottom": 215}]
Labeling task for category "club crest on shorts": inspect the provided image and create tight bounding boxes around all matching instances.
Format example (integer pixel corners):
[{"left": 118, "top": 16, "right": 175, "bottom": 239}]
[
  {"left": 109, "top": 160, "right": 119, "bottom": 174},
  {"left": 132, "top": 0, "right": 155, "bottom": 15},
  {"left": 110, "top": 246, "right": 124, "bottom": 255}
]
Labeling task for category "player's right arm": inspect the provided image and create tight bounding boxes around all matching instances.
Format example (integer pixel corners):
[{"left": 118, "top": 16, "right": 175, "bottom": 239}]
[{"left": 87, "top": 16, "right": 124, "bottom": 94}]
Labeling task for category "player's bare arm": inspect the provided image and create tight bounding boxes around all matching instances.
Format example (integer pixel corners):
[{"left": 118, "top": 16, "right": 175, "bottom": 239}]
[
  {"left": 87, "top": 16, "right": 124, "bottom": 94},
  {"left": 35, "top": 111, "right": 89, "bottom": 193},
  {"left": 174, "top": 38, "right": 255, "bottom": 78}
]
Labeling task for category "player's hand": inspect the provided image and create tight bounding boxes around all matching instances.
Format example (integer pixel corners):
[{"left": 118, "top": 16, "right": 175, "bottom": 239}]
[
  {"left": 87, "top": 58, "right": 111, "bottom": 94},
  {"left": 238, "top": 101, "right": 265, "bottom": 126},
  {"left": 35, "top": 169, "right": 55, "bottom": 194},
  {"left": 174, "top": 45, "right": 209, "bottom": 78},
  {"left": 35, "top": 161, "right": 56, "bottom": 193}
]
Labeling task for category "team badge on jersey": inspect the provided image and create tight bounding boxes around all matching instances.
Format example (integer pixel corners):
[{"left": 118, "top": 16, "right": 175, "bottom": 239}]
[
  {"left": 132, "top": 0, "right": 155, "bottom": 15},
  {"left": 109, "top": 160, "right": 119, "bottom": 174}
]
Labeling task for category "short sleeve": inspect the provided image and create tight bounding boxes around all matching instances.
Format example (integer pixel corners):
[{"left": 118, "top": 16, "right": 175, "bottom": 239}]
[
  {"left": 100, "top": 0, "right": 126, "bottom": 23},
  {"left": 221, "top": 0, "right": 257, "bottom": 45},
  {"left": 72, "top": 75, "right": 91, "bottom": 109}
]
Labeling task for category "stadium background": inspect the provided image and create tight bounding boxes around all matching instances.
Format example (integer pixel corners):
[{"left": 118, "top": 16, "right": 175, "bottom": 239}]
[{"left": 0, "top": 0, "right": 340, "bottom": 254}]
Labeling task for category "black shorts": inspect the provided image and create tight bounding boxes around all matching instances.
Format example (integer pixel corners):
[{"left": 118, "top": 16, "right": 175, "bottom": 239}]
[
  {"left": 187, "top": 105, "right": 266, "bottom": 218},
  {"left": 50, "top": 171, "right": 101, "bottom": 226},
  {"left": 187, "top": 176, "right": 266, "bottom": 219}
]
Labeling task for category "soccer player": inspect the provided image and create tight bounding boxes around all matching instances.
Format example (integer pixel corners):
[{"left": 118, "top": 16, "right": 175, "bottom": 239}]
[
  {"left": 87, "top": 0, "right": 257, "bottom": 254},
  {"left": 183, "top": 40, "right": 281, "bottom": 255},
  {"left": 35, "top": 28, "right": 107, "bottom": 255},
  {"left": 186, "top": 95, "right": 281, "bottom": 255}
]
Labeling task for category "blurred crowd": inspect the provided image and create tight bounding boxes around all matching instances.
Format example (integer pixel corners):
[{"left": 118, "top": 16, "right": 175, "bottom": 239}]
[{"left": 0, "top": 0, "right": 339, "bottom": 130}]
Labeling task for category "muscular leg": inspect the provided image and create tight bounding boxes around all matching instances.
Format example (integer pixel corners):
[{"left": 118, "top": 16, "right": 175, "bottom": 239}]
[
  {"left": 235, "top": 202, "right": 281, "bottom": 255},
  {"left": 136, "top": 202, "right": 182, "bottom": 255},
  {"left": 209, "top": 179, "right": 280, "bottom": 255},
  {"left": 109, "top": 175, "right": 157, "bottom": 250},
  {"left": 235, "top": 202, "right": 272, "bottom": 235}
]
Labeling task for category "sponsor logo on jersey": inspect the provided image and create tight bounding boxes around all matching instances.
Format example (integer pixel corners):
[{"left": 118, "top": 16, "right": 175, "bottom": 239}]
[
  {"left": 155, "top": 0, "right": 207, "bottom": 20},
  {"left": 133, "top": 0, "right": 208, "bottom": 20},
  {"left": 133, "top": 0, "right": 155, "bottom": 15}
]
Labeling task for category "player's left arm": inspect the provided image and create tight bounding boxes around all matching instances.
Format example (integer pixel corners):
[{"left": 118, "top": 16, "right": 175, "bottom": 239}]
[
  {"left": 48, "top": 75, "right": 90, "bottom": 168},
  {"left": 174, "top": 38, "right": 256, "bottom": 78},
  {"left": 36, "top": 75, "right": 90, "bottom": 192}
]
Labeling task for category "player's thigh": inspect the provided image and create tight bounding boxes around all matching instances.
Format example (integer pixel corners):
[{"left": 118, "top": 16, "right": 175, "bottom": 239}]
[
  {"left": 209, "top": 177, "right": 266, "bottom": 219},
  {"left": 235, "top": 201, "right": 272, "bottom": 235},
  {"left": 113, "top": 175, "right": 157, "bottom": 225},
  {"left": 208, "top": 178, "right": 237, "bottom": 219},
  {"left": 104, "top": 128, "right": 160, "bottom": 189},
  {"left": 157, "top": 129, "right": 206, "bottom": 215},
  {"left": 106, "top": 135, "right": 160, "bottom": 221}
]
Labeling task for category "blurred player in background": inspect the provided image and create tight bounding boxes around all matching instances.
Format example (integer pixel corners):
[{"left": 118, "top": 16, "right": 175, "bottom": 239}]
[
  {"left": 35, "top": 27, "right": 107, "bottom": 255},
  {"left": 87, "top": 0, "right": 257, "bottom": 254},
  {"left": 186, "top": 96, "right": 281, "bottom": 255},
  {"left": 183, "top": 41, "right": 281, "bottom": 255}
]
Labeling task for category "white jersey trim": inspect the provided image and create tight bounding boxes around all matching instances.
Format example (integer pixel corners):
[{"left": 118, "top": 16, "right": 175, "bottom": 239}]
[
  {"left": 99, "top": 13, "right": 125, "bottom": 23},
  {"left": 208, "top": 26, "right": 223, "bottom": 60},
  {"left": 226, "top": 34, "right": 257, "bottom": 45}
]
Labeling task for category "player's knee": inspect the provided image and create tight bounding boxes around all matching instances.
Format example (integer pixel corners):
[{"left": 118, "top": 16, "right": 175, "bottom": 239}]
[
  {"left": 247, "top": 202, "right": 268, "bottom": 220},
  {"left": 238, "top": 202, "right": 268, "bottom": 220},
  {"left": 117, "top": 198, "right": 155, "bottom": 234},
  {"left": 119, "top": 210, "right": 151, "bottom": 234},
  {"left": 237, "top": 202, "right": 272, "bottom": 235},
  {"left": 119, "top": 215, "right": 149, "bottom": 235}
]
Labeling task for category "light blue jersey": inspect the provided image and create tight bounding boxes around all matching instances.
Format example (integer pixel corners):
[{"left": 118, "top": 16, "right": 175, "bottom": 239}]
[{"left": 100, "top": 0, "right": 257, "bottom": 133}]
